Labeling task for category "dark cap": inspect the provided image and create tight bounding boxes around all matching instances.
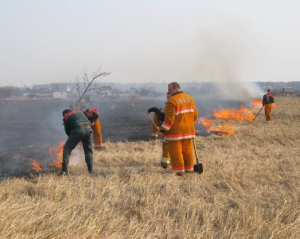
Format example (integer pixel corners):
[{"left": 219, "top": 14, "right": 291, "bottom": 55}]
[{"left": 62, "top": 109, "right": 71, "bottom": 116}]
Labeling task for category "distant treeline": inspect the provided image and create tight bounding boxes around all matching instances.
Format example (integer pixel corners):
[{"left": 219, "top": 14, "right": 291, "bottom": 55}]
[
  {"left": 255, "top": 81, "right": 300, "bottom": 90},
  {"left": 1, "top": 81, "right": 300, "bottom": 99}
]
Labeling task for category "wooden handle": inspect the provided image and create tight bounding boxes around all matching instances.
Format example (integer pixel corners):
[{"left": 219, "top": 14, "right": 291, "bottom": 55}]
[
  {"left": 192, "top": 138, "right": 198, "bottom": 157},
  {"left": 147, "top": 113, "right": 158, "bottom": 128}
]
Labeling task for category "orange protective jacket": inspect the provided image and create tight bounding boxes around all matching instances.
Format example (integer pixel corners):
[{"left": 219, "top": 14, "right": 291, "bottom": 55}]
[{"left": 160, "top": 91, "right": 198, "bottom": 140}]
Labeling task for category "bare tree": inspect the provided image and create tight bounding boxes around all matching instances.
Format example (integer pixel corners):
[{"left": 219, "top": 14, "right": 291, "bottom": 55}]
[{"left": 71, "top": 67, "right": 111, "bottom": 110}]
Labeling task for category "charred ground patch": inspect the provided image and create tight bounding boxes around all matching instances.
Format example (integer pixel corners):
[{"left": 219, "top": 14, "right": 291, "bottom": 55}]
[{"left": 0, "top": 98, "right": 244, "bottom": 179}]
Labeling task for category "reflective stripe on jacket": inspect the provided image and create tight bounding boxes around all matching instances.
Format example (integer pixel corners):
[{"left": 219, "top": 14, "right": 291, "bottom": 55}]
[{"left": 160, "top": 91, "right": 198, "bottom": 141}]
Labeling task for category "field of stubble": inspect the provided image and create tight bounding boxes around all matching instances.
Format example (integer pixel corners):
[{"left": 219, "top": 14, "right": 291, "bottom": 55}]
[{"left": 0, "top": 97, "right": 300, "bottom": 238}]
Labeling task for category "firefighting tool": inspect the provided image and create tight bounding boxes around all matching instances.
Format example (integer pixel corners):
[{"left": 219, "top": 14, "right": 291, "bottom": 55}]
[
  {"left": 253, "top": 106, "right": 264, "bottom": 121},
  {"left": 147, "top": 107, "right": 165, "bottom": 121},
  {"left": 193, "top": 138, "right": 203, "bottom": 174},
  {"left": 147, "top": 112, "right": 158, "bottom": 128},
  {"left": 147, "top": 112, "right": 167, "bottom": 143}
]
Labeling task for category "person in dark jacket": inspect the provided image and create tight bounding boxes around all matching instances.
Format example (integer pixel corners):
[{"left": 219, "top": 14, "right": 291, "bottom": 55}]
[{"left": 59, "top": 109, "right": 94, "bottom": 175}]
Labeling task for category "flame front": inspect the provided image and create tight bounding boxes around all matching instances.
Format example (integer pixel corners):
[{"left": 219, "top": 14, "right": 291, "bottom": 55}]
[
  {"left": 213, "top": 106, "right": 255, "bottom": 121},
  {"left": 251, "top": 99, "right": 276, "bottom": 108},
  {"left": 200, "top": 117, "right": 235, "bottom": 136},
  {"left": 199, "top": 101, "right": 265, "bottom": 136},
  {"left": 211, "top": 121, "right": 235, "bottom": 136},
  {"left": 251, "top": 100, "right": 262, "bottom": 107},
  {"left": 199, "top": 117, "right": 212, "bottom": 132},
  {"left": 32, "top": 159, "right": 42, "bottom": 171},
  {"left": 49, "top": 141, "right": 65, "bottom": 168}
]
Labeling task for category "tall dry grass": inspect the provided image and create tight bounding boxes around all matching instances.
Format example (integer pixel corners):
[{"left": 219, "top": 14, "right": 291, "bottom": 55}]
[{"left": 0, "top": 97, "right": 300, "bottom": 238}]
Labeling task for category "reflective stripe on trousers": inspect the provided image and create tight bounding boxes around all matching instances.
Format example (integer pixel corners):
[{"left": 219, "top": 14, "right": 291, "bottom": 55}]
[{"left": 168, "top": 139, "right": 194, "bottom": 172}]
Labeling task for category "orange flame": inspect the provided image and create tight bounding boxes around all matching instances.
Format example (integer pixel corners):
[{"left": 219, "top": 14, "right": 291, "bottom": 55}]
[
  {"left": 200, "top": 102, "right": 258, "bottom": 135},
  {"left": 32, "top": 160, "right": 43, "bottom": 171},
  {"left": 251, "top": 99, "right": 276, "bottom": 108},
  {"left": 200, "top": 117, "right": 235, "bottom": 136},
  {"left": 211, "top": 121, "right": 235, "bottom": 136},
  {"left": 251, "top": 100, "right": 262, "bottom": 107},
  {"left": 199, "top": 118, "right": 212, "bottom": 132},
  {"left": 213, "top": 105, "right": 255, "bottom": 121},
  {"left": 200, "top": 99, "right": 276, "bottom": 136},
  {"left": 49, "top": 141, "right": 65, "bottom": 168}
]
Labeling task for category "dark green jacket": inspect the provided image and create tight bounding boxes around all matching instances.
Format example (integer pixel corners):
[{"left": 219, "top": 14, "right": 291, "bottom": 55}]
[{"left": 63, "top": 111, "right": 91, "bottom": 136}]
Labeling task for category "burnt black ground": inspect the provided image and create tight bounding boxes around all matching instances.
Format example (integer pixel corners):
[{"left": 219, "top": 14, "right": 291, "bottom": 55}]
[{"left": 0, "top": 97, "right": 244, "bottom": 179}]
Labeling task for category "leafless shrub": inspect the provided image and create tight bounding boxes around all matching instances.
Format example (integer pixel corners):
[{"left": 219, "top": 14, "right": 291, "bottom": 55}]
[{"left": 70, "top": 67, "right": 111, "bottom": 110}]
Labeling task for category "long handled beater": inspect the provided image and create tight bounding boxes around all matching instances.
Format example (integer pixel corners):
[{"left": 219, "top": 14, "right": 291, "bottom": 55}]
[
  {"left": 147, "top": 113, "right": 167, "bottom": 142},
  {"left": 253, "top": 105, "right": 264, "bottom": 121},
  {"left": 192, "top": 138, "right": 203, "bottom": 174},
  {"left": 147, "top": 113, "right": 158, "bottom": 128}
]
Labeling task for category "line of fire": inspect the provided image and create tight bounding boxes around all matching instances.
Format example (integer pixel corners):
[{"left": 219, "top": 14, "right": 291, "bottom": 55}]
[{"left": 31, "top": 99, "right": 275, "bottom": 172}]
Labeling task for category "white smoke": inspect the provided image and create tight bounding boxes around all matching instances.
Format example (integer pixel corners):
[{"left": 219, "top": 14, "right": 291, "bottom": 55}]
[
  {"left": 69, "top": 146, "right": 85, "bottom": 167},
  {"left": 192, "top": 17, "right": 264, "bottom": 100}
]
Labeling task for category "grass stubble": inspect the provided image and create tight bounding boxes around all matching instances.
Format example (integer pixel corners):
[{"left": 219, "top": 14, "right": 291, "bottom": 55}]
[{"left": 0, "top": 97, "right": 300, "bottom": 238}]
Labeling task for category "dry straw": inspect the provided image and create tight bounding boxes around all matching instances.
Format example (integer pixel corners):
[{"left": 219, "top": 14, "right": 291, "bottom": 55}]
[{"left": 0, "top": 97, "right": 300, "bottom": 238}]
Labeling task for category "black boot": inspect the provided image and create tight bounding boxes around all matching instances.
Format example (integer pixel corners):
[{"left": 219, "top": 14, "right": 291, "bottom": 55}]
[
  {"left": 87, "top": 164, "right": 93, "bottom": 174},
  {"left": 58, "top": 162, "right": 69, "bottom": 176}
]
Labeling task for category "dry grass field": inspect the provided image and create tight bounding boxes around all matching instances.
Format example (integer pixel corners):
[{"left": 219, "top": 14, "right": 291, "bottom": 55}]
[{"left": 0, "top": 97, "right": 300, "bottom": 238}]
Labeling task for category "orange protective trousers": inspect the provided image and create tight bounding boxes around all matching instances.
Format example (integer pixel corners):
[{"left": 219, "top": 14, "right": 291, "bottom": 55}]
[
  {"left": 152, "top": 113, "right": 160, "bottom": 139},
  {"left": 168, "top": 139, "right": 194, "bottom": 173},
  {"left": 264, "top": 104, "right": 272, "bottom": 121},
  {"left": 161, "top": 142, "right": 171, "bottom": 167},
  {"left": 91, "top": 119, "right": 103, "bottom": 147}
]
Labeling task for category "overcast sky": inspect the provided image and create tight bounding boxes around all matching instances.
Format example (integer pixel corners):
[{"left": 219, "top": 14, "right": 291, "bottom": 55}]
[{"left": 1, "top": 0, "right": 300, "bottom": 87}]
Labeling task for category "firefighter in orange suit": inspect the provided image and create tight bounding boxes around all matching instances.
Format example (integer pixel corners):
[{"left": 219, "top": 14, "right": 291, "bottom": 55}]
[
  {"left": 262, "top": 89, "right": 275, "bottom": 122},
  {"left": 147, "top": 93, "right": 172, "bottom": 168},
  {"left": 83, "top": 108, "right": 105, "bottom": 150},
  {"left": 148, "top": 109, "right": 160, "bottom": 140},
  {"left": 159, "top": 82, "right": 198, "bottom": 175}
]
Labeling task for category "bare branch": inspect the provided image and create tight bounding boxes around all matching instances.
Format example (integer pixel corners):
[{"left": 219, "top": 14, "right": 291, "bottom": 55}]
[{"left": 70, "top": 68, "right": 112, "bottom": 110}]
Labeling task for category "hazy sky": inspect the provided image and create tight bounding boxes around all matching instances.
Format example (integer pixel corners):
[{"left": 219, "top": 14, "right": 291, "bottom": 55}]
[{"left": 1, "top": 0, "right": 300, "bottom": 87}]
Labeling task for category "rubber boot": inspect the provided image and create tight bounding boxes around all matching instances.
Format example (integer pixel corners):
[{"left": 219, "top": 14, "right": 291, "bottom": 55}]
[
  {"left": 161, "top": 162, "right": 170, "bottom": 169},
  {"left": 95, "top": 145, "right": 106, "bottom": 151},
  {"left": 58, "top": 162, "right": 69, "bottom": 176},
  {"left": 185, "top": 171, "right": 194, "bottom": 174},
  {"left": 87, "top": 164, "right": 93, "bottom": 174}
]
